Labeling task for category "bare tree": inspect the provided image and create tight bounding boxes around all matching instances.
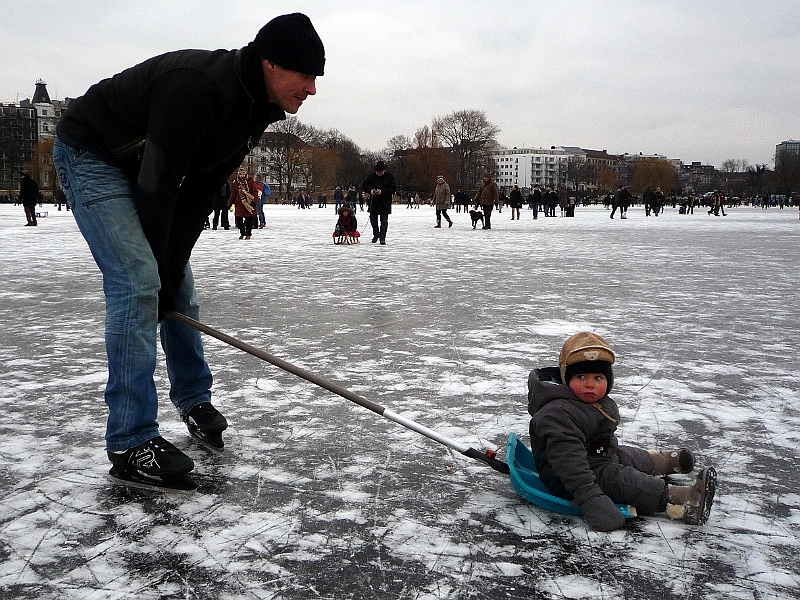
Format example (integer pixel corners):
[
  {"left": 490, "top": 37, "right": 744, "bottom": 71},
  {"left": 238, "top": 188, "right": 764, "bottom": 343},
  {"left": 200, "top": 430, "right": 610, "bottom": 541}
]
[
  {"left": 317, "top": 128, "right": 365, "bottom": 188},
  {"left": 264, "top": 117, "right": 314, "bottom": 197},
  {"left": 386, "top": 135, "right": 413, "bottom": 154},
  {"left": 565, "top": 155, "right": 592, "bottom": 192},
  {"left": 745, "top": 163, "right": 771, "bottom": 196},
  {"left": 721, "top": 159, "right": 750, "bottom": 173},
  {"left": 431, "top": 109, "right": 499, "bottom": 191}
]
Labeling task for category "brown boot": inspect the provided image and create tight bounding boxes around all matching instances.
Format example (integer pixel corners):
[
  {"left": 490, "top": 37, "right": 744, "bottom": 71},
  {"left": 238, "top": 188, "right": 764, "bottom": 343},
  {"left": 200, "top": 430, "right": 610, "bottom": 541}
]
[
  {"left": 666, "top": 466, "right": 717, "bottom": 525},
  {"left": 649, "top": 448, "right": 695, "bottom": 475}
]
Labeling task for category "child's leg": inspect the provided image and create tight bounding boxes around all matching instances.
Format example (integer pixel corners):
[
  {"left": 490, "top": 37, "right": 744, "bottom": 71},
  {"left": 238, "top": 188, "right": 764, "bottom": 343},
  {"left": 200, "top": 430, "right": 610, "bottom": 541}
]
[
  {"left": 594, "top": 462, "right": 667, "bottom": 514},
  {"left": 616, "top": 445, "right": 655, "bottom": 473}
]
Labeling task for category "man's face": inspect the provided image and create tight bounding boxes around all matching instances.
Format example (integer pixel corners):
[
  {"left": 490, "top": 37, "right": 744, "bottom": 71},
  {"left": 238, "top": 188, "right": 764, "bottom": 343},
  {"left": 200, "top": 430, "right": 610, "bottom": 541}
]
[{"left": 262, "top": 60, "right": 317, "bottom": 114}]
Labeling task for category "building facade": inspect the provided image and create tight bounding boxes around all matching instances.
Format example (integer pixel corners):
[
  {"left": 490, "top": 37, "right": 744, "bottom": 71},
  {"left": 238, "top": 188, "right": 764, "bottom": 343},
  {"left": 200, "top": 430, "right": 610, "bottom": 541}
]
[
  {"left": 489, "top": 146, "right": 575, "bottom": 191},
  {"left": 0, "top": 103, "right": 37, "bottom": 197},
  {"left": 775, "top": 139, "right": 800, "bottom": 167}
]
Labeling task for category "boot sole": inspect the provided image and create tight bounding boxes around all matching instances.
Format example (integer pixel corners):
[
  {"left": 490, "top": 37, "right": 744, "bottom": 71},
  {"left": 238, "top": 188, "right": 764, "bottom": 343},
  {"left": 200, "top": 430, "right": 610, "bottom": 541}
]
[
  {"left": 687, "top": 466, "right": 717, "bottom": 525},
  {"left": 108, "top": 466, "right": 198, "bottom": 493},
  {"left": 186, "top": 426, "right": 225, "bottom": 453}
]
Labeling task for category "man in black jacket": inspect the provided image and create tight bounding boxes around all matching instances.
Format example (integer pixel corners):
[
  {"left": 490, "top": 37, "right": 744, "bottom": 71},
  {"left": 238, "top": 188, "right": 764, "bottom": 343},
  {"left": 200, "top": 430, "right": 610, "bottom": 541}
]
[
  {"left": 52, "top": 13, "right": 325, "bottom": 491},
  {"left": 362, "top": 161, "right": 396, "bottom": 244},
  {"left": 20, "top": 170, "right": 39, "bottom": 226}
]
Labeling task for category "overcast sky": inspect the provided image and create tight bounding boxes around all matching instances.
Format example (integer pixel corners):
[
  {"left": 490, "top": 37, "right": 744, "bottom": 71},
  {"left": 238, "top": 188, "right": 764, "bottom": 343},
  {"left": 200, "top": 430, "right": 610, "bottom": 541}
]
[{"left": 3, "top": 0, "right": 798, "bottom": 168}]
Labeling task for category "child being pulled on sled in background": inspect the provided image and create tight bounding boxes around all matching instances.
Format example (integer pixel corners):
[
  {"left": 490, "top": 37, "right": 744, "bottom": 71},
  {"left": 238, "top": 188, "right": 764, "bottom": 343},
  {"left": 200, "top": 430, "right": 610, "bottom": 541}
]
[
  {"left": 527, "top": 331, "right": 717, "bottom": 531},
  {"left": 333, "top": 203, "right": 360, "bottom": 243}
]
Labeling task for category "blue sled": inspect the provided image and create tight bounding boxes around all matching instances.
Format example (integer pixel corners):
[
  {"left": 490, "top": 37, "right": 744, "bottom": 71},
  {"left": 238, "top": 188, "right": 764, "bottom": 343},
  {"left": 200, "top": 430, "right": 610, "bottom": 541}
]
[{"left": 506, "top": 432, "right": 637, "bottom": 518}]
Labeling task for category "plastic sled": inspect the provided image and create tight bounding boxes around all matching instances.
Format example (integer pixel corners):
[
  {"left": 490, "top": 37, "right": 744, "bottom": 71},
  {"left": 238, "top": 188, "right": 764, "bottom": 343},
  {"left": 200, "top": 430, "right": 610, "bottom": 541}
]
[{"left": 506, "top": 432, "right": 636, "bottom": 518}]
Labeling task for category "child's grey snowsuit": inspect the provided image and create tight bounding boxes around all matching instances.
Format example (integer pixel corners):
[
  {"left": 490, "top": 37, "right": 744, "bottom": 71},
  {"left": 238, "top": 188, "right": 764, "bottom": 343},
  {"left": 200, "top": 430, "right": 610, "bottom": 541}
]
[{"left": 527, "top": 366, "right": 668, "bottom": 516}]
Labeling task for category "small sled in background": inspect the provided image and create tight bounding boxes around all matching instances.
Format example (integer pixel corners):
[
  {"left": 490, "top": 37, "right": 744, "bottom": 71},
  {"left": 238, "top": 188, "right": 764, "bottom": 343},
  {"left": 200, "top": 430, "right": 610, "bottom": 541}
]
[
  {"left": 333, "top": 204, "right": 360, "bottom": 244},
  {"left": 333, "top": 229, "right": 360, "bottom": 245},
  {"left": 506, "top": 432, "right": 636, "bottom": 517}
]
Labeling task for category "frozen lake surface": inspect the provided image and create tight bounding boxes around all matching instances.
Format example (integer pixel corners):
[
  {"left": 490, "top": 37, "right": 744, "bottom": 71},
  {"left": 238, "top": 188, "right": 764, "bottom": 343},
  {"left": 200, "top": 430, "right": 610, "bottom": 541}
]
[{"left": 1, "top": 200, "right": 799, "bottom": 599}]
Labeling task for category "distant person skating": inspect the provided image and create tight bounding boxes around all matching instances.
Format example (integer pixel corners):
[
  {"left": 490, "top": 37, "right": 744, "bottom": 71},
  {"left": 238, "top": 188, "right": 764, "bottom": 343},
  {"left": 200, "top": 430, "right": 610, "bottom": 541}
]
[
  {"left": 212, "top": 180, "right": 231, "bottom": 230},
  {"left": 474, "top": 172, "right": 499, "bottom": 229},
  {"left": 529, "top": 185, "right": 541, "bottom": 220},
  {"left": 433, "top": 175, "right": 453, "bottom": 228},
  {"left": 509, "top": 185, "right": 523, "bottom": 220},
  {"left": 20, "top": 170, "right": 39, "bottom": 226},
  {"left": 228, "top": 168, "right": 260, "bottom": 239},
  {"left": 610, "top": 185, "right": 630, "bottom": 219}
]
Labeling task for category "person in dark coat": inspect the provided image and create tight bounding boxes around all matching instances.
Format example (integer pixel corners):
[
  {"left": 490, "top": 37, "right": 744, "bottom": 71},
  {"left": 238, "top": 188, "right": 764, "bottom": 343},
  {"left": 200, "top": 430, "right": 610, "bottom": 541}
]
[
  {"left": 528, "top": 332, "right": 717, "bottom": 531},
  {"left": 509, "top": 185, "right": 523, "bottom": 220},
  {"left": 643, "top": 186, "right": 655, "bottom": 217},
  {"left": 610, "top": 185, "right": 630, "bottom": 219},
  {"left": 51, "top": 13, "right": 326, "bottom": 491},
  {"left": 528, "top": 185, "right": 541, "bottom": 220},
  {"left": 473, "top": 173, "right": 499, "bottom": 229},
  {"left": 546, "top": 187, "right": 559, "bottom": 217},
  {"left": 652, "top": 187, "right": 665, "bottom": 217},
  {"left": 454, "top": 188, "right": 470, "bottom": 214},
  {"left": 362, "top": 160, "right": 396, "bottom": 244},
  {"left": 212, "top": 180, "right": 231, "bottom": 230},
  {"left": 20, "top": 170, "right": 39, "bottom": 226}
]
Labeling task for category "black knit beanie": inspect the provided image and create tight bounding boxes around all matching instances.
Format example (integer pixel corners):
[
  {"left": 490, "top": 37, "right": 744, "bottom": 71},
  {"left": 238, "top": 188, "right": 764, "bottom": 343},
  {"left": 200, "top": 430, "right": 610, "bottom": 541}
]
[
  {"left": 564, "top": 360, "right": 614, "bottom": 394},
  {"left": 253, "top": 13, "right": 325, "bottom": 76}
]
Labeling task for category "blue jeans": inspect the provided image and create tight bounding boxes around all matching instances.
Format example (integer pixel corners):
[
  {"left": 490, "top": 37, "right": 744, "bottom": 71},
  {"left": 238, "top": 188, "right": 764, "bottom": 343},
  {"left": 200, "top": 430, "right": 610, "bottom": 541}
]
[
  {"left": 256, "top": 198, "right": 266, "bottom": 226},
  {"left": 53, "top": 139, "right": 213, "bottom": 452}
]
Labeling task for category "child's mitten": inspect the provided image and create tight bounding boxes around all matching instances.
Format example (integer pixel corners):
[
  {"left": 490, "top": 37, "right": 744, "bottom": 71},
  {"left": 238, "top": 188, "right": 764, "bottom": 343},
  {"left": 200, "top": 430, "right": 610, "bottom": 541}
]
[{"left": 579, "top": 494, "right": 625, "bottom": 532}]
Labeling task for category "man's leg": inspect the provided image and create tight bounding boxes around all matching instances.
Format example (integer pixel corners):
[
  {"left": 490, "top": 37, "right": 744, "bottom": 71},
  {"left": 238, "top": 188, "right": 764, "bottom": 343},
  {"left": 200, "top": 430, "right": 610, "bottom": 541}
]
[
  {"left": 379, "top": 213, "right": 389, "bottom": 242},
  {"left": 370, "top": 211, "right": 379, "bottom": 242},
  {"left": 53, "top": 140, "right": 162, "bottom": 452}
]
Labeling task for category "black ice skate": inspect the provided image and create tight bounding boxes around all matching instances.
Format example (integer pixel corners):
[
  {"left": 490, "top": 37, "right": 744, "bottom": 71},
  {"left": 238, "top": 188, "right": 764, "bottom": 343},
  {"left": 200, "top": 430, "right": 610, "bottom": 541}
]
[
  {"left": 182, "top": 402, "right": 228, "bottom": 451},
  {"left": 107, "top": 436, "right": 197, "bottom": 492}
]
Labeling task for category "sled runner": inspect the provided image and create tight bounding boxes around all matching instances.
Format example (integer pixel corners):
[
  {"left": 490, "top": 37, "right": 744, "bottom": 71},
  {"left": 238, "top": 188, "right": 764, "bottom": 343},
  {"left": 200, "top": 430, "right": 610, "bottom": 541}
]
[
  {"left": 506, "top": 432, "right": 636, "bottom": 517},
  {"left": 332, "top": 229, "right": 360, "bottom": 244}
]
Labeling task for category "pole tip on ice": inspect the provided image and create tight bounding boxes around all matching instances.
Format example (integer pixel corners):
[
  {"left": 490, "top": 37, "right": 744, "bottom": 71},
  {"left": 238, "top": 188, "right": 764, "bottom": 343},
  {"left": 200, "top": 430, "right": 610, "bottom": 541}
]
[{"left": 463, "top": 447, "right": 510, "bottom": 474}]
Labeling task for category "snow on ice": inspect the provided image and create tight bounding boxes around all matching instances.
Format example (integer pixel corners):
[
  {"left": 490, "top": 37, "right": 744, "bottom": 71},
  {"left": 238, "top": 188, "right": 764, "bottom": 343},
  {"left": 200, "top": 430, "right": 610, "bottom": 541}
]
[{"left": 1, "top": 201, "right": 799, "bottom": 599}]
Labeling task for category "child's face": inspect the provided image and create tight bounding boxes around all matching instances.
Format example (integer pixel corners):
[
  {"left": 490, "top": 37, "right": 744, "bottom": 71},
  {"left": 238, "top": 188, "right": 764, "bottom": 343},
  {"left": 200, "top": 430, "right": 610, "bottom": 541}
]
[{"left": 568, "top": 373, "right": 608, "bottom": 403}]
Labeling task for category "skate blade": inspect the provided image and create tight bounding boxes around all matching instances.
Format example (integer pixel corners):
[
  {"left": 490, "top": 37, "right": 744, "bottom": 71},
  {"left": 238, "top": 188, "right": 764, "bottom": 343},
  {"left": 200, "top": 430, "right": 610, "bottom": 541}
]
[
  {"left": 187, "top": 428, "right": 225, "bottom": 453},
  {"left": 107, "top": 467, "right": 198, "bottom": 493},
  {"left": 698, "top": 467, "right": 717, "bottom": 525}
]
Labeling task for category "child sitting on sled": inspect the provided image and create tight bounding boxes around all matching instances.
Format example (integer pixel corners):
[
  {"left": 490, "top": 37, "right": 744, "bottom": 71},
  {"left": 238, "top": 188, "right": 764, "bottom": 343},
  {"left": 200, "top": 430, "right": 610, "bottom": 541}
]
[
  {"left": 333, "top": 204, "right": 360, "bottom": 244},
  {"left": 527, "top": 331, "right": 717, "bottom": 532}
]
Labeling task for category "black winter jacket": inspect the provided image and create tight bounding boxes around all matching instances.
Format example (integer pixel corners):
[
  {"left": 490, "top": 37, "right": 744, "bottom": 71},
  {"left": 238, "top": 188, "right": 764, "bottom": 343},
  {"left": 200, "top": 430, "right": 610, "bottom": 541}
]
[
  {"left": 362, "top": 171, "right": 397, "bottom": 215},
  {"left": 57, "top": 44, "right": 285, "bottom": 310},
  {"left": 20, "top": 174, "right": 39, "bottom": 206}
]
